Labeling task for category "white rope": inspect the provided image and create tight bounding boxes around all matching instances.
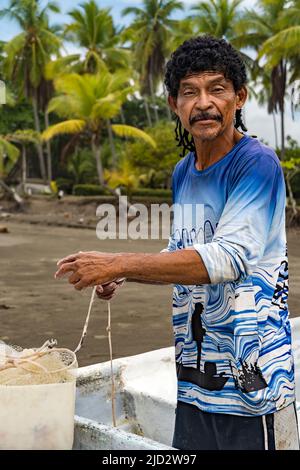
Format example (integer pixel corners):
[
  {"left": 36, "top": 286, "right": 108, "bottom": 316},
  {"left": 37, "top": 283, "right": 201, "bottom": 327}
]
[
  {"left": 74, "top": 287, "right": 97, "bottom": 354},
  {"left": 74, "top": 287, "right": 117, "bottom": 427},
  {"left": 106, "top": 301, "right": 116, "bottom": 427}
]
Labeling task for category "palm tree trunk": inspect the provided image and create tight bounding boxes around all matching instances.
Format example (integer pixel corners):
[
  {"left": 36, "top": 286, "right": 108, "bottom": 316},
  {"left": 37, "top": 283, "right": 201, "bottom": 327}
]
[
  {"left": 286, "top": 172, "right": 298, "bottom": 225},
  {"left": 44, "top": 111, "right": 52, "bottom": 183},
  {"left": 92, "top": 135, "right": 104, "bottom": 186},
  {"left": 280, "top": 106, "right": 285, "bottom": 160},
  {"left": 32, "top": 91, "right": 46, "bottom": 181},
  {"left": 120, "top": 107, "right": 128, "bottom": 142},
  {"left": 22, "top": 145, "right": 27, "bottom": 194},
  {"left": 107, "top": 119, "right": 117, "bottom": 168},
  {"left": 272, "top": 111, "right": 279, "bottom": 150},
  {"left": 279, "top": 60, "right": 286, "bottom": 160},
  {"left": 91, "top": 135, "right": 130, "bottom": 209},
  {"left": 163, "top": 84, "right": 172, "bottom": 120},
  {"left": 120, "top": 106, "right": 126, "bottom": 125},
  {"left": 144, "top": 98, "right": 152, "bottom": 127},
  {"left": 0, "top": 178, "right": 23, "bottom": 205},
  {"left": 149, "top": 72, "right": 159, "bottom": 124}
]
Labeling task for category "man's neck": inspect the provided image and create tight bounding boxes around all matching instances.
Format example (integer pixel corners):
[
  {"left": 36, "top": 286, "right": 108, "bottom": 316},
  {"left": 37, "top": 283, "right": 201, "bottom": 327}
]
[{"left": 194, "top": 128, "right": 244, "bottom": 171}]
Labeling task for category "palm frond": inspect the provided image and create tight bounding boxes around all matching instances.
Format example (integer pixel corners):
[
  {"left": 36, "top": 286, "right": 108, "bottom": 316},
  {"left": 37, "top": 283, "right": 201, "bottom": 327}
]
[
  {"left": 112, "top": 125, "right": 156, "bottom": 148},
  {"left": 44, "top": 54, "right": 81, "bottom": 80},
  {"left": 41, "top": 120, "right": 86, "bottom": 141},
  {"left": 0, "top": 136, "right": 20, "bottom": 176},
  {"left": 91, "top": 95, "right": 123, "bottom": 120},
  {"left": 259, "top": 26, "right": 300, "bottom": 61}
]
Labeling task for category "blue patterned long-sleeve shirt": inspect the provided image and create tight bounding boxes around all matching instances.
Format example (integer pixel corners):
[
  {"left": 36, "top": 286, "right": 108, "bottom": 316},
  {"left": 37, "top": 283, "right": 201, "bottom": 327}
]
[{"left": 167, "top": 134, "right": 295, "bottom": 416}]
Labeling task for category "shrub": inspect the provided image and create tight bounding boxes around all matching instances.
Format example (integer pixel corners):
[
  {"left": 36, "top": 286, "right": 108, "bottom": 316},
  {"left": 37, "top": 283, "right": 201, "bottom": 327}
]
[
  {"left": 121, "top": 120, "right": 180, "bottom": 189},
  {"left": 55, "top": 177, "right": 74, "bottom": 194},
  {"left": 73, "top": 184, "right": 111, "bottom": 196},
  {"left": 131, "top": 188, "right": 172, "bottom": 199}
]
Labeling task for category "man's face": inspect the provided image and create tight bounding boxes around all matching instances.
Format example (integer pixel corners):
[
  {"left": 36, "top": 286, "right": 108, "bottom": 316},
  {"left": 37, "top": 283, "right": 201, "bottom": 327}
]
[{"left": 168, "top": 71, "right": 247, "bottom": 142}]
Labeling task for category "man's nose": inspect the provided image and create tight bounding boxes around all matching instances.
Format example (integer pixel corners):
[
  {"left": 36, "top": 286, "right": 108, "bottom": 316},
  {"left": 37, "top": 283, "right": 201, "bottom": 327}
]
[{"left": 194, "top": 91, "right": 213, "bottom": 110}]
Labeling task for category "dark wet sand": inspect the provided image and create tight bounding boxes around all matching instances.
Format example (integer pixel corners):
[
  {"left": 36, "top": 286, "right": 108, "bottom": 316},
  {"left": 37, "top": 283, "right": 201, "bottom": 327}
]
[{"left": 0, "top": 222, "right": 299, "bottom": 367}]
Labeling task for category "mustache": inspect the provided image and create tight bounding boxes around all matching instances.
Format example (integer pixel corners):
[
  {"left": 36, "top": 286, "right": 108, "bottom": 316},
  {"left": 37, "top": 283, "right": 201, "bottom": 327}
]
[{"left": 189, "top": 112, "right": 222, "bottom": 125}]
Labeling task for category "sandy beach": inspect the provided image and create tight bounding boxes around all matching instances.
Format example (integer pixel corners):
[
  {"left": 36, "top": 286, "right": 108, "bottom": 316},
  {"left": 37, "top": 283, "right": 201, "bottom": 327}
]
[{"left": 0, "top": 221, "right": 299, "bottom": 367}]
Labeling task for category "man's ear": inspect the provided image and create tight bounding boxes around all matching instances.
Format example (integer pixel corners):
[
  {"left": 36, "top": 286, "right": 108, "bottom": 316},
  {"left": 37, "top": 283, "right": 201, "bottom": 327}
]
[
  {"left": 236, "top": 86, "right": 247, "bottom": 110},
  {"left": 168, "top": 95, "right": 178, "bottom": 115}
]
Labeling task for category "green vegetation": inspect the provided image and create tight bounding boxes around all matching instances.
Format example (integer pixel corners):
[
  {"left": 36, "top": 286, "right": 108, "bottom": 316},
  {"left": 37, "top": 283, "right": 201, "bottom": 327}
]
[{"left": 0, "top": 0, "right": 299, "bottom": 220}]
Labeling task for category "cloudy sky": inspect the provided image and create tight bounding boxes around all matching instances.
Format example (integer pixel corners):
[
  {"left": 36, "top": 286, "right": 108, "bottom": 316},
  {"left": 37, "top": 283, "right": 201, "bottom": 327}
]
[{"left": 0, "top": 0, "right": 299, "bottom": 148}]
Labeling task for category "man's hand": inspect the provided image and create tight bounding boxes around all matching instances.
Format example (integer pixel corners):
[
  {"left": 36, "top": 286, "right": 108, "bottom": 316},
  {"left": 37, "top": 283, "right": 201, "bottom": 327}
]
[
  {"left": 55, "top": 251, "right": 122, "bottom": 290},
  {"left": 96, "top": 279, "right": 125, "bottom": 300}
]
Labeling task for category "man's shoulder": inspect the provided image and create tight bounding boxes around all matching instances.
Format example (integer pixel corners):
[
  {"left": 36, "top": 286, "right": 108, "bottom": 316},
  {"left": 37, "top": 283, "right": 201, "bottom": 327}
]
[
  {"left": 172, "top": 152, "right": 193, "bottom": 182},
  {"left": 233, "top": 136, "right": 281, "bottom": 174}
]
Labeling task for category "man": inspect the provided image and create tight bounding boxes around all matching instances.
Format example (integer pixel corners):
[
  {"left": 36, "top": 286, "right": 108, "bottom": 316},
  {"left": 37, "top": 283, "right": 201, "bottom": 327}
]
[{"left": 55, "top": 36, "right": 299, "bottom": 450}]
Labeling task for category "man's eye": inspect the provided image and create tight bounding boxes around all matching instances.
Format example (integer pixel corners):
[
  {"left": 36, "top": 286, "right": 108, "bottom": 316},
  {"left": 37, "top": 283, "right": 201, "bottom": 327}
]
[
  {"left": 212, "top": 87, "right": 224, "bottom": 92},
  {"left": 183, "top": 90, "right": 196, "bottom": 96}
]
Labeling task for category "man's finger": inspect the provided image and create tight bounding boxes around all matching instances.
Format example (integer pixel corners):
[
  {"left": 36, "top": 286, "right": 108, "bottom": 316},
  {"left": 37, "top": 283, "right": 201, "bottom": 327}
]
[
  {"left": 74, "top": 278, "right": 89, "bottom": 291},
  {"left": 98, "top": 291, "right": 116, "bottom": 301},
  {"left": 54, "top": 261, "right": 77, "bottom": 278},
  {"left": 103, "top": 282, "right": 117, "bottom": 293},
  {"left": 68, "top": 271, "right": 81, "bottom": 285},
  {"left": 56, "top": 252, "right": 82, "bottom": 267}
]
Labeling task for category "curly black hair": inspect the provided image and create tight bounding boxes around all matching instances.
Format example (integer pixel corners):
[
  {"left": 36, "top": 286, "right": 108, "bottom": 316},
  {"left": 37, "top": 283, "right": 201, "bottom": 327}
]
[{"left": 164, "top": 35, "right": 248, "bottom": 157}]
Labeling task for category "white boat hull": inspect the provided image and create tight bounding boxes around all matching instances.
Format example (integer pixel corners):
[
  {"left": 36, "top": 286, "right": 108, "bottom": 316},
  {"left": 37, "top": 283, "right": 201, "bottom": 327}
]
[{"left": 74, "top": 318, "right": 300, "bottom": 450}]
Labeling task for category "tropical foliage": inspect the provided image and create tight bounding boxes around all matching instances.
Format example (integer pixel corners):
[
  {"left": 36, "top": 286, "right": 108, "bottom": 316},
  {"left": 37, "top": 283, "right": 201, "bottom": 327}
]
[
  {"left": 0, "top": 0, "right": 299, "bottom": 216},
  {"left": 42, "top": 69, "right": 156, "bottom": 188}
]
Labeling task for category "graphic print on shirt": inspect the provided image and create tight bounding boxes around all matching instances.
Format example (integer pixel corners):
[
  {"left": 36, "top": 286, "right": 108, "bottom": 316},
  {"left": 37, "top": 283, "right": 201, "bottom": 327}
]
[
  {"left": 169, "top": 136, "right": 295, "bottom": 416},
  {"left": 172, "top": 203, "right": 216, "bottom": 249},
  {"left": 271, "top": 252, "right": 289, "bottom": 311},
  {"left": 177, "top": 302, "right": 230, "bottom": 391},
  {"left": 172, "top": 205, "right": 267, "bottom": 393}
]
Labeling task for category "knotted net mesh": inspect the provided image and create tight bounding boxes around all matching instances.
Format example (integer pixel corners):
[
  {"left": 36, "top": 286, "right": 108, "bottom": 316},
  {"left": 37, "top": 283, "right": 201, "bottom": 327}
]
[{"left": 0, "top": 339, "right": 77, "bottom": 386}]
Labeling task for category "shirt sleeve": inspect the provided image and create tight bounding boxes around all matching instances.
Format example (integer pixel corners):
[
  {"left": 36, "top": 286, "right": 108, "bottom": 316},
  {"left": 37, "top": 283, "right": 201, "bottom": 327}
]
[{"left": 193, "top": 155, "right": 284, "bottom": 284}]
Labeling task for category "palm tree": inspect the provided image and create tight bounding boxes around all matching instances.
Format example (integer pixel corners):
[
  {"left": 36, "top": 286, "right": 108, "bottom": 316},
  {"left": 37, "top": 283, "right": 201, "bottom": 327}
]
[
  {"left": 281, "top": 136, "right": 300, "bottom": 224},
  {"left": 0, "top": 0, "right": 61, "bottom": 181},
  {"left": 190, "top": 0, "right": 243, "bottom": 39},
  {"left": 65, "top": 0, "right": 130, "bottom": 74},
  {"left": 122, "top": 0, "right": 183, "bottom": 124},
  {"left": 42, "top": 69, "right": 156, "bottom": 191},
  {"left": 63, "top": 0, "right": 133, "bottom": 168},
  {"left": 259, "top": 0, "right": 300, "bottom": 59},
  {"left": 66, "top": 149, "right": 95, "bottom": 187},
  {"left": 5, "top": 129, "right": 41, "bottom": 193},
  {"left": 169, "top": 17, "right": 196, "bottom": 51},
  {"left": 234, "top": 0, "right": 293, "bottom": 159},
  {"left": 251, "top": 68, "right": 279, "bottom": 149},
  {"left": 0, "top": 135, "right": 23, "bottom": 204},
  {"left": 104, "top": 157, "right": 140, "bottom": 200},
  {"left": 0, "top": 136, "right": 19, "bottom": 177},
  {"left": 189, "top": 0, "right": 254, "bottom": 76},
  {"left": 258, "top": 0, "right": 300, "bottom": 125}
]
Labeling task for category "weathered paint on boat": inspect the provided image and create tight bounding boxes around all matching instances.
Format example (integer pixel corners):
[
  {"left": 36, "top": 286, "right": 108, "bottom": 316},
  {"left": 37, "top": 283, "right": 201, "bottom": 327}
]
[{"left": 74, "top": 317, "right": 300, "bottom": 450}]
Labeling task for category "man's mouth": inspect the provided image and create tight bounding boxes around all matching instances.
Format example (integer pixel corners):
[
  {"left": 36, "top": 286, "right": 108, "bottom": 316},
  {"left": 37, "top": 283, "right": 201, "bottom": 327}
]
[
  {"left": 189, "top": 114, "right": 222, "bottom": 125},
  {"left": 194, "top": 119, "right": 217, "bottom": 125}
]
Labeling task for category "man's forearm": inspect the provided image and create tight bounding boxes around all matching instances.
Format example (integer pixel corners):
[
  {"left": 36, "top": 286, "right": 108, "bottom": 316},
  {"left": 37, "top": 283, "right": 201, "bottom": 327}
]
[
  {"left": 126, "top": 279, "right": 169, "bottom": 285},
  {"left": 55, "top": 248, "right": 211, "bottom": 290},
  {"left": 118, "top": 249, "right": 210, "bottom": 285}
]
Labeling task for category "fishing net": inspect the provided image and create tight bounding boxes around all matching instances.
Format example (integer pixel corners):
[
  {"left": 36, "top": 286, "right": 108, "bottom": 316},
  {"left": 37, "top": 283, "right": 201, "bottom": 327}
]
[
  {"left": 0, "top": 341, "right": 77, "bottom": 449},
  {"left": 0, "top": 339, "right": 77, "bottom": 386},
  {"left": 0, "top": 285, "right": 116, "bottom": 451}
]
